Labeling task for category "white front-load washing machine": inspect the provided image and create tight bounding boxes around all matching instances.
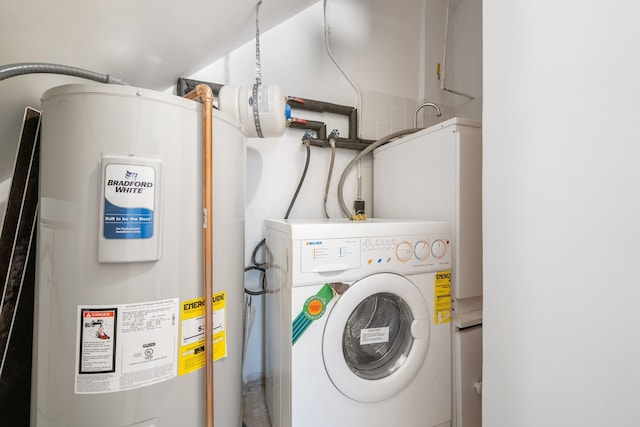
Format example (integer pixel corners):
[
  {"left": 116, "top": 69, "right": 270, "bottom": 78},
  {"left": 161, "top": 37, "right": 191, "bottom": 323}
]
[{"left": 264, "top": 219, "right": 452, "bottom": 427}]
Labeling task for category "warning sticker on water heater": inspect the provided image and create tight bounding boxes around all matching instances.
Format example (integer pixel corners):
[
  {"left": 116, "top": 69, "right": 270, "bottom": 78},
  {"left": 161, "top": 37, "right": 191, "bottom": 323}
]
[
  {"left": 103, "top": 163, "right": 155, "bottom": 239},
  {"left": 75, "top": 298, "right": 179, "bottom": 394}
]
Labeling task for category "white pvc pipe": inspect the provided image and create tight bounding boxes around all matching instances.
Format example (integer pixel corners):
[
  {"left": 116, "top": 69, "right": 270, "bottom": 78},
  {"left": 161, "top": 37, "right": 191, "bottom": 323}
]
[{"left": 323, "top": 0, "right": 362, "bottom": 135}]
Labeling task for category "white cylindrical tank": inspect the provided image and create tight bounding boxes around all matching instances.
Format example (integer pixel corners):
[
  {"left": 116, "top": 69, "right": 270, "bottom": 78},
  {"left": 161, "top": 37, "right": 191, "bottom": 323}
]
[
  {"left": 33, "top": 84, "right": 246, "bottom": 427},
  {"left": 218, "top": 84, "right": 286, "bottom": 138}
]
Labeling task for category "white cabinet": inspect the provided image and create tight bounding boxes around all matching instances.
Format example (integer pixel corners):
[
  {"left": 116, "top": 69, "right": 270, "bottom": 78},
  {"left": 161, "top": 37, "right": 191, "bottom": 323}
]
[
  {"left": 374, "top": 118, "right": 483, "bottom": 427},
  {"left": 373, "top": 117, "right": 482, "bottom": 300}
]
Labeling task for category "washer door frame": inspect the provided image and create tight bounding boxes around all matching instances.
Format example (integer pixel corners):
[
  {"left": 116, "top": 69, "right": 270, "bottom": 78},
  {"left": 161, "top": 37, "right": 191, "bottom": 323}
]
[{"left": 322, "top": 272, "right": 430, "bottom": 403}]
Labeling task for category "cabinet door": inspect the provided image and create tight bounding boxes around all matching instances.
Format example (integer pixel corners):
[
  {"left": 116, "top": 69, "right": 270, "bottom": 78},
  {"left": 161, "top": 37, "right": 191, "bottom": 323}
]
[{"left": 454, "top": 325, "right": 482, "bottom": 427}]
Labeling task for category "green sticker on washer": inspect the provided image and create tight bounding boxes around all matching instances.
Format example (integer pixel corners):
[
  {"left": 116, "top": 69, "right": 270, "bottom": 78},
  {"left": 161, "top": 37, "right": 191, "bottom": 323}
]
[{"left": 292, "top": 284, "right": 334, "bottom": 345}]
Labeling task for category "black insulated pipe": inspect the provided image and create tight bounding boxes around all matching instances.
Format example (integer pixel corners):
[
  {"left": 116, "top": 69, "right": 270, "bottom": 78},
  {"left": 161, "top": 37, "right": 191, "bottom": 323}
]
[
  {"left": 304, "top": 137, "right": 373, "bottom": 151},
  {"left": 287, "top": 117, "right": 327, "bottom": 140},
  {"left": 287, "top": 96, "right": 355, "bottom": 115},
  {"left": 175, "top": 77, "right": 371, "bottom": 149},
  {"left": 176, "top": 78, "right": 224, "bottom": 98},
  {"left": 286, "top": 96, "right": 357, "bottom": 140}
]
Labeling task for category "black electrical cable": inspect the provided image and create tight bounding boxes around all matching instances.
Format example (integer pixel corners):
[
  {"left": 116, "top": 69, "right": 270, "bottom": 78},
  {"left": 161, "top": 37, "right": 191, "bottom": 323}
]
[
  {"left": 244, "top": 266, "right": 266, "bottom": 295},
  {"left": 244, "top": 140, "right": 312, "bottom": 296},
  {"left": 284, "top": 140, "right": 311, "bottom": 219},
  {"left": 244, "top": 287, "right": 266, "bottom": 296},
  {"left": 251, "top": 239, "right": 266, "bottom": 268}
]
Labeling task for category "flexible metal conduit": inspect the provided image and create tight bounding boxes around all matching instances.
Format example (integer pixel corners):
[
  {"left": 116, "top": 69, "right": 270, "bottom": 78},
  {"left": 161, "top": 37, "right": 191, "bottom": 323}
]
[
  {"left": 183, "top": 84, "right": 215, "bottom": 427},
  {"left": 338, "top": 128, "right": 421, "bottom": 217},
  {"left": 323, "top": 132, "right": 338, "bottom": 218},
  {"left": 0, "top": 62, "right": 127, "bottom": 84}
]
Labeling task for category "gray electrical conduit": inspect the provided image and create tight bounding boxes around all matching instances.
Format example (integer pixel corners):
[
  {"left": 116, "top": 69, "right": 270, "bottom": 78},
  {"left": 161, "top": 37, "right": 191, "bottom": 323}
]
[
  {"left": 337, "top": 128, "right": 422, "bottom": 218},
  {"left": 0, "top": 62, "right": 127, "bottom": 85},
  {"left": 323, "top": 136, "right": 337, "bottom": 218}
]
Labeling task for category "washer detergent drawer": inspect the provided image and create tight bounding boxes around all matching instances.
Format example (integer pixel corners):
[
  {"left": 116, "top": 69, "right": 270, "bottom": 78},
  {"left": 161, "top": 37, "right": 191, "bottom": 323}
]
[{"left": 300, "top": 238, "right": 361, "bottom": 273}]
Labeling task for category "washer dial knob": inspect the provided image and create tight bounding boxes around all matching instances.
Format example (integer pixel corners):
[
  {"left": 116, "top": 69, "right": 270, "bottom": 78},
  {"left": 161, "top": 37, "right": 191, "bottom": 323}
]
[
  {"left": 414, "top": 240, "right": 430, "bottom": 260},
  {"left": 431, "top": 239, "right": 447, "bottom": 259},
  {"left": 395, "top": 241, "right": 413, "bottom": 262}
]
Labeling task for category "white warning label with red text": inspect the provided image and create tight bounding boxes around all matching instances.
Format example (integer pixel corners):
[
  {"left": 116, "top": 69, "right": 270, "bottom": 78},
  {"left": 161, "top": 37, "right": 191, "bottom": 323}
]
[{"left": 75, "top": 298, "right": 179, "bottom": 394}]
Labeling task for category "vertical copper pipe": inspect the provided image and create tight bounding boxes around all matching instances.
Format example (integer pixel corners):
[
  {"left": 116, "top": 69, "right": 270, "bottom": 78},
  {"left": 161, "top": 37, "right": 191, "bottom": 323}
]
[{"left": 184, "top": 84, "right": 215, "bottom": 427}]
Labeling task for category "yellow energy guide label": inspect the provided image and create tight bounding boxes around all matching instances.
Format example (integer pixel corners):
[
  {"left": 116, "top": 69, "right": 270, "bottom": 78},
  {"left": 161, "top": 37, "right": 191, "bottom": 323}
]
[
  {"left": 434, "top": 271, "right": 452, "bottom": 325},
  {"left": 178, "top": 291, "right": 227, "bottom": 376}
]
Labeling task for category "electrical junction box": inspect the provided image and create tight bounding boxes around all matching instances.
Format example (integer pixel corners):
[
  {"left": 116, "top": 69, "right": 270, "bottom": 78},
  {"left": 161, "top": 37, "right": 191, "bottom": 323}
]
[{"left": 98, "top": 154, "right": 162, "bottom": 263}]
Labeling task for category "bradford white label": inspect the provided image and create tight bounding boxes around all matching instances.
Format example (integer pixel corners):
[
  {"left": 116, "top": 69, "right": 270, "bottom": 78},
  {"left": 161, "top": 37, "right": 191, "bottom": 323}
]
[{"left": 103, "top": 163, "right": 155, "bottom": 239}]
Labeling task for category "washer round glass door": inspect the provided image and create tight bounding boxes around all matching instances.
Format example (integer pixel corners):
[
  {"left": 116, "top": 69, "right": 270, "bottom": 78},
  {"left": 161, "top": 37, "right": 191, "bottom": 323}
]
[{"left": 322, "top": 272, "right": 430, "bottom": 402}]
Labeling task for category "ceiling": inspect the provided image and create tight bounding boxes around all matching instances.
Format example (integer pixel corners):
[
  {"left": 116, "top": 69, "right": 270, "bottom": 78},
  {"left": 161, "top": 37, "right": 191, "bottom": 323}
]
[{"left": 0, "top": 0, "right": 318, "bottom": 179}]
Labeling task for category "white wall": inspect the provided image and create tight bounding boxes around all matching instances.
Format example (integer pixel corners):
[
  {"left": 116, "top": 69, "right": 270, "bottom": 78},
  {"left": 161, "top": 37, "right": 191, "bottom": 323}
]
[{"left": 483, "top": 1, "right": 640, "bottom": 425}]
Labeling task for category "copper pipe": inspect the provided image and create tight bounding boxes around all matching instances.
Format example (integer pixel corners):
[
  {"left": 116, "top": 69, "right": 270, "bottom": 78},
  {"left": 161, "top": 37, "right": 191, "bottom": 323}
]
[{"left": 184, "top": 83, "right": 215, "bottom": 427}]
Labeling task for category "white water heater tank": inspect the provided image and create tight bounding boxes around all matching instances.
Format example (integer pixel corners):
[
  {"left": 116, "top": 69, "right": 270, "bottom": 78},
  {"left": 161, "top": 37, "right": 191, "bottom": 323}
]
[{"left": 33, "top": 84, "right": 246, "bottom": 427}]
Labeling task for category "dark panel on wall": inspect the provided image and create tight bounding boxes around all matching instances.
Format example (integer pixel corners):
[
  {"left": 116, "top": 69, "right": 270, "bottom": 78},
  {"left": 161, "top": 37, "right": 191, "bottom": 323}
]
[{"left": 0, "top": 107, "right": 40, "bottom": 424}]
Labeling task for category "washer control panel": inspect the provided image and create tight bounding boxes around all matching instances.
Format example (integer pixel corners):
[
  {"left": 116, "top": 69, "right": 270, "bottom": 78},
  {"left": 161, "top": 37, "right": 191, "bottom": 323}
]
[
  {"left": 361, "top": 235, "right": 451, "bottom": 268},
  {"left": 300, "top": 234, "right": 451, "bottom": 274}
]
